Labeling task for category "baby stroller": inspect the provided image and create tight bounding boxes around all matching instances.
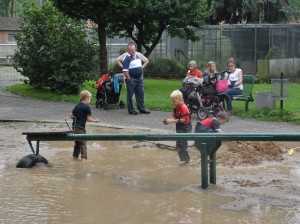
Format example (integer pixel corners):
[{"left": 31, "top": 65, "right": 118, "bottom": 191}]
[
  {"left": 95, "top": 73, "right": 125, "bottom": 110},
  {"left": 181, "top": 72, "right": 227, "bottom": 120}
]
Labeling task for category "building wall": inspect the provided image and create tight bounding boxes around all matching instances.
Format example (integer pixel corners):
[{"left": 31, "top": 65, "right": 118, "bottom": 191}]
[
  {"left": 257, "top": 58, "right": 300, "bottom": 80},
  {"left": 0, "top": 31, "right": 8, "bottom": 44}
]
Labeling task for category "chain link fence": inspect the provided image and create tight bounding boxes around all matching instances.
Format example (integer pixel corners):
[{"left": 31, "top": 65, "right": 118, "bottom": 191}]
[
  {"left": 2, "top": 24, "right": 300, "bottom": 80},
  {"left": 107, "top": 24, "right": 300, "bottom": 80}
]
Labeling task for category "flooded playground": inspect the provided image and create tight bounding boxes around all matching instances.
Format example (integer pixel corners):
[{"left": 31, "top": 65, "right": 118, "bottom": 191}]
[{"left": 0, "top": 122, "right": 300, "bottom": 223}]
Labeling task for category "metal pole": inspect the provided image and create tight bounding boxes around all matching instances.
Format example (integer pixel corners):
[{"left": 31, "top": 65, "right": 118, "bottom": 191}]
[{"left": 280, "top": 73, "right": 283, "bottom": 111}]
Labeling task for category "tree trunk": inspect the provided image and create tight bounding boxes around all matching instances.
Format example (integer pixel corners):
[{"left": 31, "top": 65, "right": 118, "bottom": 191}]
[{"left": 97, "top": 21, "right": 108, "bottom": 74}]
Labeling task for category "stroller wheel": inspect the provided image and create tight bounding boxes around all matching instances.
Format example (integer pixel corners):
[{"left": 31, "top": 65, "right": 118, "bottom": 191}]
[
  {"left": 103, "top": 102, "right": 109, "bottom": 110},
  {"left": 186, "top": 103, "right": 193, "bottom": 115},
  {"left": 197, "top": 107, "right": 209, "bottom": 120},
  {"left": 119, "top": 101, "right": 125, "bottom": 109}
]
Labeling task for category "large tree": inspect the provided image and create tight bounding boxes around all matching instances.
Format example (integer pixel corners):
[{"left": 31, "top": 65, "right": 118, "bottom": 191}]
[
  {"left": 107, "top": 0, "right": 210, "bottom": 57},
  {"left": 51, "top": 0, "right": 129, "bottom": 74},
  {"left": 51, "top": 0, "right": 210, "bottom": 73}
]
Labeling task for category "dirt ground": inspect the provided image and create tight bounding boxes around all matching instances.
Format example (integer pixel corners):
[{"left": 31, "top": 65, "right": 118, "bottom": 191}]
[{"left": 211, "top": 141, "right": 283, "bottom": 166}]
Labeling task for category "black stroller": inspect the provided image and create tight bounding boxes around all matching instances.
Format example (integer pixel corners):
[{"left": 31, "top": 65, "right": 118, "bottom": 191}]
[
  {"left": 181, "top": 72, "right": 227, "bottom": 120},
  {"left": 95, "top": 73, "right": 125, "bottom": 110}
]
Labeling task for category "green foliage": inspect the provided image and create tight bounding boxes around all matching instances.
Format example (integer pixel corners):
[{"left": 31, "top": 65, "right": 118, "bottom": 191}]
[
  {"left": 51, "top": 0, "right": 210, "bottom": 72},
  {"left": 13, "top": 0, "right": 97, "bottom": 93},
  {"left": 265, "top": 44, "right": 281, "bottom": 59},
  {"left": 0, "top": 0, "right": 33, "bottom": 17},
  {"left": 208, "top": 0, "right": 289, "bottom": 24},
  {"left": 51, "top": 0, "right": 124, "bottom": 74},
  {"left": 107, "top": 0, "right": 211, "bottom": 57},
  {"left": 281, "top": 0, "right": 300, "bottom": 22},
  {"left": 144, "top": 57, "right": 186, "bottom": 77}
]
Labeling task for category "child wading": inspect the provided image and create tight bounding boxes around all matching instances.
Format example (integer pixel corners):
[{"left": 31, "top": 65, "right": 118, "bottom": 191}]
[
  {"left": 163, "top": 90, "right": 192, "bottom": 164},
  {"left": 69, "top": 90, "right": 99, "bottom": 160},
  {"left": 195, "top": 111, "right": 228, "bottom": 133}
]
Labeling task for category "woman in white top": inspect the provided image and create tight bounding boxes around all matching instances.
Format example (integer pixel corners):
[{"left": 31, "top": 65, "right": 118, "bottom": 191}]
[{"left": 224, "top": 58, "right": 243, "bottom": 115}]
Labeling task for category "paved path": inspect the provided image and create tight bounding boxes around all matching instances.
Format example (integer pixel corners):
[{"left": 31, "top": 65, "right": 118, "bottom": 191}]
[
  {"left": 1, "top": 69, "right": 300, "bottom": 133},
  {"left": 1, "top": 86, "right": 300, "bottom": 134}
]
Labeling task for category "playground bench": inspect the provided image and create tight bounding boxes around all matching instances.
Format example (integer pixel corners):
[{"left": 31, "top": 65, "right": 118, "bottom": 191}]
[
  {"left": 231, "top": 74, "right": 256, "bottom": 111},
  {"left": 22, "top": 131, "right": 300, "bottom": 189}
]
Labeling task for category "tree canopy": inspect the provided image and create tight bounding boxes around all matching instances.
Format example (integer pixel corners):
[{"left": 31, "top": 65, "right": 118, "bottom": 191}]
[
  {"left": 207, "top": 0, "right": 290, "bottom": 24},
  {"left": 51, "top": 0, "right": 211, "bottom": 73},
  {"left": 51, "top": 0, "right": 129, "bottom": 74},
  {"left": 107, "top": 0, "right": 211, "bottom": 57}
]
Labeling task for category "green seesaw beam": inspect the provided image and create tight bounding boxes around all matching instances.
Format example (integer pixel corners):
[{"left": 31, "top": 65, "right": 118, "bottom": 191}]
[{"left": 22, "top": 132, "right": 300, "bottom": 189}]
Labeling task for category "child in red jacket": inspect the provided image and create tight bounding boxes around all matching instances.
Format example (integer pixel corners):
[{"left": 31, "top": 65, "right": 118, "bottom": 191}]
[
  {"left": 195, "top": 111, "right": 228, "bottom": 133},
  {"left": 163, "top": 90, "right": 192, "bottom": 164}
]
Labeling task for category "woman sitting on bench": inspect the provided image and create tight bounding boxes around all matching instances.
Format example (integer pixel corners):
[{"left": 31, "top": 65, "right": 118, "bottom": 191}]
[{"left": 224, "top": 58, "right": 243, "bottom": 116}]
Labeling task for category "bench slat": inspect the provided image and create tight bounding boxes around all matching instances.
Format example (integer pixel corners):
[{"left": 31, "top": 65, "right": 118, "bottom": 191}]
[{"left": 231, "top": 74, "right": 256, "bottom": 111}]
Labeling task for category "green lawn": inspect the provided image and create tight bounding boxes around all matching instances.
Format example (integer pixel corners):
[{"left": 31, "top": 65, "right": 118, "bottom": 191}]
[{"left": 4, "top": 79, "right": 300, "bottom": 124}]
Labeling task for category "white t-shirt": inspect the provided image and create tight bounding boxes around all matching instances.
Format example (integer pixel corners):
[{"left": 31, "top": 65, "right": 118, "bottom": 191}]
[
  {"left": 226, "top": 68, "right": 243, "bottom": 90},
  {"left": 117, "top": 52, "right": 147, "bottom": 62}
]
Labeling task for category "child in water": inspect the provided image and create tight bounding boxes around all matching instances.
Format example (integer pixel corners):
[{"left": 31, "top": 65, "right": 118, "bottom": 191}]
[
  {"left": 163, "top": 90, "right": 192, "bottom": 164},
  {"left": 69, "top": 90, "right": 99, "bottom": 160}
]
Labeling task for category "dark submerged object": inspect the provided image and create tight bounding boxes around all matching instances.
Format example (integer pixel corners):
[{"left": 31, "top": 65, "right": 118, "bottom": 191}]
[{"left": 16, "top": 154, "right": 48, "bottom": 168}]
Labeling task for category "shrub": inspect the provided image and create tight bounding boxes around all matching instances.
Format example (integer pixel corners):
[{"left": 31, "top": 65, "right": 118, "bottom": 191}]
[
  {"left": 13, "top": 0, "right": 97, "bottom": 93},
  {"left": 144, "top": 57, "right": 187, "bottom": 78}
]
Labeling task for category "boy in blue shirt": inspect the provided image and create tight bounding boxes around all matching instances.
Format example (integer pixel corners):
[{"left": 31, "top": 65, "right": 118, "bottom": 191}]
[{"left": 69, "top": 90, "right": 99, "bottom": 160}]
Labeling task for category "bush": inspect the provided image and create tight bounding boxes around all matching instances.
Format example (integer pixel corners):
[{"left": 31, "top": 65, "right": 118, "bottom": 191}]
[
  {"left": 144, "top": 57, "right": 187, "bottom": 78},
  {"left": 13, "top": 0, "right": 97, "bottom": 93}
]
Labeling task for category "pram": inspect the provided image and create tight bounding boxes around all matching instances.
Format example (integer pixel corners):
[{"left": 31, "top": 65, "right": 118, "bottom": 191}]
[
  {"left": 95, "top": 73, "right": 125, "bottom": 110},
  {"left": 180, "top": 72, "right": 227, "bottom": 120}
]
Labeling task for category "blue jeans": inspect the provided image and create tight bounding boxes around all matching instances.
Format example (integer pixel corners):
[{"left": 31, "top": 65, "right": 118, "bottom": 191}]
[
  {"left": 125, "top": 78, "right": 145, "bottom": 113},
  {"left": 224, "top": 88, "right": 242, "bottom": 110}
]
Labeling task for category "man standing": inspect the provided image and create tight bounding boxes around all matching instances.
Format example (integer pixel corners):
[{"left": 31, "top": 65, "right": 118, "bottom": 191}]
[{"left": 122, "top": 42, "right": 150, "bottom": 115}]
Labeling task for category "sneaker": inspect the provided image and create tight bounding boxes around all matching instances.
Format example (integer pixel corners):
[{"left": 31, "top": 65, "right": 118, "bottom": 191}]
[{"left": 179, "top": 160, "right": 189, "bottom": 165}]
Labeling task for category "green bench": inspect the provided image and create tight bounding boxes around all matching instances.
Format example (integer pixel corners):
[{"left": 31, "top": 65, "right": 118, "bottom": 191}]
[{"left": 231, "top": 74, "right": 256, "bottom": 111}]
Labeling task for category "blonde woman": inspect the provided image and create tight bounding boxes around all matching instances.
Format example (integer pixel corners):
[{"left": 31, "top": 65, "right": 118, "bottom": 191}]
[{"left": 203, "top": 61, "right": 217, "bottom": 77}]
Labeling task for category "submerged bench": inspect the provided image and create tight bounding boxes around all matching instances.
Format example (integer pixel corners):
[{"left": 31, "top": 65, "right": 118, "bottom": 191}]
[
  {"left": 231, "top": 74, "right": 256, "bottom": 111},
  {"left": 22, "top": 131, "right": 300, "bottom": 189}
]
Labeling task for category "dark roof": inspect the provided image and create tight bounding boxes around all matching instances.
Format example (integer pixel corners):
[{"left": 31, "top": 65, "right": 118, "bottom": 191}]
[{"left": 0, "top": 17, "right": 22, "bottom": 31}]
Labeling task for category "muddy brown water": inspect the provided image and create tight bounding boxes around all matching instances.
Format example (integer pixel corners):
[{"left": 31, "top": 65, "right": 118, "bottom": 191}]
[{"left": 0, "top": 123, "right": 300, "bottom": 223}]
